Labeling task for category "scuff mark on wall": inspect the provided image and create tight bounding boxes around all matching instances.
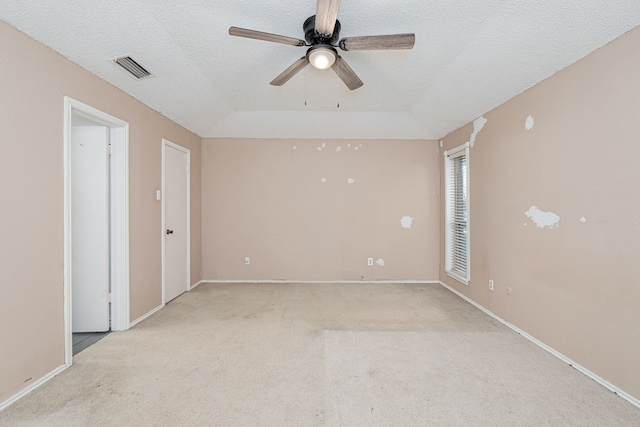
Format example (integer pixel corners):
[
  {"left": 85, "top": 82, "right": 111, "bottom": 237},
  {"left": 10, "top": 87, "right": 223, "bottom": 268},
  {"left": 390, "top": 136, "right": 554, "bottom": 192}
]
[
  {"left": 580, "top": 217, "right": 587, "bottom": 223},
  {"left": 320, "top": 177, "right": 327, "bottom": 183},
  {"left": 525, "top": 206, "right": 560, "bottom": 229},
  {"left": 469, "top": 116, "right": 488, "bottom": 147},
  {"left": 525, "top": 115, "right": 535, "bottom": 131},
  {"left": 400, "top": 216, "right": 414, "bottom": 229},
  {"left": 376, "top": 258, "right": 385, "bottom": 266},
  {"left": 347, "top": 178, "right": 355, "bottom": 184}
]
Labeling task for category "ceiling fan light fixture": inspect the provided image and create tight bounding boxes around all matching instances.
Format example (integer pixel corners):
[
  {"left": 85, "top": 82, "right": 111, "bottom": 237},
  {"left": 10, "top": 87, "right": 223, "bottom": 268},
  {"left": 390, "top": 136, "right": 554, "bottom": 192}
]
[{"left": 307, "top": 45, "right": 337, "bottom": 70}]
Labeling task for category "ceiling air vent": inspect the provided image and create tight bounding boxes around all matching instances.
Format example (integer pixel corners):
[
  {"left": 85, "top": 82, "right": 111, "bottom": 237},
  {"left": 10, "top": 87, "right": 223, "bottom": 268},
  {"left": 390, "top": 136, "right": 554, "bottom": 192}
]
[{"left": 114, "top": 56, "right": 152, "bottom": 79}]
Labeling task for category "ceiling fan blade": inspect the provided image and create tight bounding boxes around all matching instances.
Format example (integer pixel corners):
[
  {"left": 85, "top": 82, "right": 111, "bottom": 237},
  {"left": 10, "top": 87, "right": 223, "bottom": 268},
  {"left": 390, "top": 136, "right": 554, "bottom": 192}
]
[
  {"left": 331, "top": 56, "right": 363, "bottom": 91},
  {"left": 338, "top": 33, "right": 415, "bottom": 51},
  {"left": 229, "top": 27, "right": 306, "bottom": 47},
  {"left": 315, "top": 0, "right": 341, "bottom": 36},
  {"left": 270, "top": 57, "right": 310, "bottom": 86}
]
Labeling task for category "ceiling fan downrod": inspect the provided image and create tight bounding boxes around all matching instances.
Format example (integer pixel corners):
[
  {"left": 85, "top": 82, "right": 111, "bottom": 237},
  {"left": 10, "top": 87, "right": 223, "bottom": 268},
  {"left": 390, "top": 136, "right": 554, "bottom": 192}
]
[{"left": 303, "top": 15, "right": 341, "bottom": 46}]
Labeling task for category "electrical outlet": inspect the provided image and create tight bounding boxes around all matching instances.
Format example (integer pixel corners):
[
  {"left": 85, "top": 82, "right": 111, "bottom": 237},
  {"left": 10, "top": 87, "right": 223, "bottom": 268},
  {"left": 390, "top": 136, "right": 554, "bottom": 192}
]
[
  {"left": 489, "top": 279, "right": 494, "bottom": 291},
  {"left": 244, "top": 257, "right": 250, "bottom": 265},
  {"left": 367, "top": 258, "right": 374, "bottom": 266}
]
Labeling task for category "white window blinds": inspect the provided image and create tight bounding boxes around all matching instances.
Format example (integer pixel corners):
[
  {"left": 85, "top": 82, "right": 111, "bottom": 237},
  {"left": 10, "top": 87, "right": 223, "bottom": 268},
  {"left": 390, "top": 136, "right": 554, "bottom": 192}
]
[{"left": 444, "top": 143, "right": 470, "bottom": 284}]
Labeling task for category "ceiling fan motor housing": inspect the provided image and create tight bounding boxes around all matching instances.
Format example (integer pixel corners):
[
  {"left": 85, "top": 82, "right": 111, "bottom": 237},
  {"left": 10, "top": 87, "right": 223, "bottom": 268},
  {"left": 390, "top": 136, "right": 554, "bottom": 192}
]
[{"left": 304, "top": 15, "right": 341, "bottom": 45}]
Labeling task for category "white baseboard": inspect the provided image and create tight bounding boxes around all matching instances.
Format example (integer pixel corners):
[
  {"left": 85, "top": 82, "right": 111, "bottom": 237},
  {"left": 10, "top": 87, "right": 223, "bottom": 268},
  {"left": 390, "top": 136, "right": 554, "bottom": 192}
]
[
  {"left": 200, "top": 280, "right": 439, "bottom": 285},
  {"left": 0, "top": 364, "right": 68, "bottom": 412},
  {"left": 189, "top": 280, "right": 205, "bottom": 290},
  {"left": 129, "top": 303, "right": 164, "bottom": 328},
  {"left": 437, "top": 281, "right": 640, "bottom": 410}
]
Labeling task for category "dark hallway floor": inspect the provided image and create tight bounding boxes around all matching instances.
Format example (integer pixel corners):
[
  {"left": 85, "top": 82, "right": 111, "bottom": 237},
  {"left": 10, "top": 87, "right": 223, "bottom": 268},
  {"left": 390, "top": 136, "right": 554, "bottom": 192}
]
[{"left": 72, "top": 332, "right": 109, "bottom": 355}]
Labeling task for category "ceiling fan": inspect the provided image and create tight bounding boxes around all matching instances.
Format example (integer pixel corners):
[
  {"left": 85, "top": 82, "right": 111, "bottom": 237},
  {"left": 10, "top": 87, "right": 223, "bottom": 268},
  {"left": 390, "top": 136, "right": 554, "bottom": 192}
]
[{"left": 229, "top": 0, "right": 415, "bottom": 90}]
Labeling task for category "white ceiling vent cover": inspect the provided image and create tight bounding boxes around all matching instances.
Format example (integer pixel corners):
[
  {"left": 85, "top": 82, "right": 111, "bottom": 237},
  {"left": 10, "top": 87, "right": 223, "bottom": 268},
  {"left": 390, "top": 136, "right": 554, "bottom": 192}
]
[{"left": 114, "top": 56, "right": 152, "bottom": 79}]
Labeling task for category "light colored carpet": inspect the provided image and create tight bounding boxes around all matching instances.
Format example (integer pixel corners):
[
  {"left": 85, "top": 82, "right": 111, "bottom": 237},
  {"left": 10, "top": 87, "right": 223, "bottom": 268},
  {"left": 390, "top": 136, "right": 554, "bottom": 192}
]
[{"left": 1, "top": 283, "right": 638, "bottom": 426}]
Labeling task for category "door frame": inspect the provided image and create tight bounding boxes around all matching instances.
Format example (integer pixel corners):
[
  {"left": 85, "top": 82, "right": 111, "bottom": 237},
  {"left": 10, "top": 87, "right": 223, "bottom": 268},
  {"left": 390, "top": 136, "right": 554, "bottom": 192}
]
[
  {"left": 63, "top": 97, "right": 130, "bottom": 366},
  {"left": 161, "top": 139, "right": 191, "bottom": 304}
]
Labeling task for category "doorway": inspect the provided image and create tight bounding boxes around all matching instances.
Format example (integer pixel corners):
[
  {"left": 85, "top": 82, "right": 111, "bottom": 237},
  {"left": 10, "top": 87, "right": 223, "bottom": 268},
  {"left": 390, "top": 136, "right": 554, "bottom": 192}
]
[
  {"left": 162, "top": 139, "right": 190, "bottom": 303},
  {"left": 64, "top": 97, "right": 130, "bottom": 365}
]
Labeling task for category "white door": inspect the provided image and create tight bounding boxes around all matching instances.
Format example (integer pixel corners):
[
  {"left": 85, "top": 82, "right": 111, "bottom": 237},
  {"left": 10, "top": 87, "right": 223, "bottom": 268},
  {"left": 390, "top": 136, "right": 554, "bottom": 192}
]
[
  {"left": 71, "top": 125, "right": 110, "bottom": 332},
  {"left": 163, "top": 142, "right": 189, "bottom": 302}
]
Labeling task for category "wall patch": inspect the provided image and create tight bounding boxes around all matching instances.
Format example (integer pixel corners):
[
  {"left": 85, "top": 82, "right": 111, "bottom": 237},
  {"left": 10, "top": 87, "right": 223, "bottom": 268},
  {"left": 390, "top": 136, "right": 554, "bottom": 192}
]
[
  {"left": 376, "top": 258, "right": 385, "bottom": 266},
  {"left": 320, "top": 177, "right": 327, "bottom": 183},
  {"left": 580, "top": 217, "right": 587, "bottom": 223},
  {"left": 400, "top": 216, "right": 414, "bottom": 229},
  {"left": 525, "top": 115, "right": 535, "bottom": 130},
  {"left": 347, "top": 178, "right": 355, "bottom": 184},
  {"left": 336, "top": 146, "right": 342, "bottom": 152},
  {"left": 469, "top": 116, "right": 488, "bottom": 147},
  {"left": 524, "top": 206, "right": 560, "bottom": 229}
]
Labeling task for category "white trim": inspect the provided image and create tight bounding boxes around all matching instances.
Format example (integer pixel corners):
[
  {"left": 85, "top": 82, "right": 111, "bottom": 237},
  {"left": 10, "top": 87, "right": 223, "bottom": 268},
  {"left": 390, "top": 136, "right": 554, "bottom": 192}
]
[
  {"left": 445, "top": 270, "right": 469, "bottom": 286},
  {"left": 444, "top": 141, "right": 469, "bottom": 158},
  {"left": 190, "top": 280, "right": 205, "bottom": 290},
  {"left": 200, "top": 280, "right": 439, "bottom": 285},
  {"left": 129, "top": 303, "right": 164, "bottom": 328},
  {"left": 466, "top": 146, "right": 471, "bottom": 282},
  {"left": 63, "top": 98, "right": 72, "bottom": 366},
  {"left": 0, "top": 364, "right": 68, "bottom": 412},
  {"left": 161, "top": 139, "right": 191, "bottom": 304},
  {"left": 161, "top": 141, "right": 166, "bottom": 305},
  {"left": 64, "top": 97, "right": 130, "bottom": 369},
  {"left": 109, "top": 127, "right": 130, "bottom": 331},
  {"left": 437, "top": 281, "right": 640, "bottom": 410}
]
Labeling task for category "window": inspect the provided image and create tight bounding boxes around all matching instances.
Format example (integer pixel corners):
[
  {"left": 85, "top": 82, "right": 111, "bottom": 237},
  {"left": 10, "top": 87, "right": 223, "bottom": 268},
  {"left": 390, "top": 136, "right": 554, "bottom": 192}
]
[{"left": 444, "top": 143, "right": 470, "bottom": 284}]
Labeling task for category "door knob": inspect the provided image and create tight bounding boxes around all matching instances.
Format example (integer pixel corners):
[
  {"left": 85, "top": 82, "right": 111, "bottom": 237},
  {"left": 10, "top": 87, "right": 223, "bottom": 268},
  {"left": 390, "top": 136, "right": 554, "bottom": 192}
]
[{"left": 166, "top": 229, "right": 174, "bottom": 235}]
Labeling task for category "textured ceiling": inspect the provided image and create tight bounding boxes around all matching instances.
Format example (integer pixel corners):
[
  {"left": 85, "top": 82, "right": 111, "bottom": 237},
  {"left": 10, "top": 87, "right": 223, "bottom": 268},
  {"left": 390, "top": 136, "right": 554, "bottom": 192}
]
[{"left": 1, "top": 1, "right": 639, "bottom": 139}]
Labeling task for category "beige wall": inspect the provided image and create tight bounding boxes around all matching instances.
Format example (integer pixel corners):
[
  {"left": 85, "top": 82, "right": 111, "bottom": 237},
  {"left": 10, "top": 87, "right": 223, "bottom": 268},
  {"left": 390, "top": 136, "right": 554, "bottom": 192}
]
[
  {"left": 0, "top": 21, "right": 202, "bottom": 402},
  {"left": 440, "top": 26, "right": 640, "bottom": 400},
  {"left": 202, "top": 138, "right": 439, "bottom": 281}
]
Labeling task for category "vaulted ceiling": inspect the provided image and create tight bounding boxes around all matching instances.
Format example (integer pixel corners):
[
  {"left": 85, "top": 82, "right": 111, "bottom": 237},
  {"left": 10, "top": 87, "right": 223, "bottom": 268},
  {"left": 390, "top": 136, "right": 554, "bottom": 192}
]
[{"left": 2, "top": 1, "right": 639, "bottom": 139}]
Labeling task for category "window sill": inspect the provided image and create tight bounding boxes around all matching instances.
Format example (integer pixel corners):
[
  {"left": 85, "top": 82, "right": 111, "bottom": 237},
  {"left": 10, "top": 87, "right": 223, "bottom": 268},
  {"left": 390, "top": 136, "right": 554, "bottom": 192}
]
[{"left": 445, "top": 270, "right": 469, "bottom": 286}]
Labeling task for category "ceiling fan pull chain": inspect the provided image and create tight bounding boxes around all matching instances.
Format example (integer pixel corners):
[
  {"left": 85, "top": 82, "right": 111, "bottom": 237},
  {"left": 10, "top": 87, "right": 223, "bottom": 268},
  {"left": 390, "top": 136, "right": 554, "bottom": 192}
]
[
  {"left": 304, "top": 67, "right": 308, "bottom": 106},
  {"left": 336, "top": 57, "right": 340, "bottom": 108}
]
